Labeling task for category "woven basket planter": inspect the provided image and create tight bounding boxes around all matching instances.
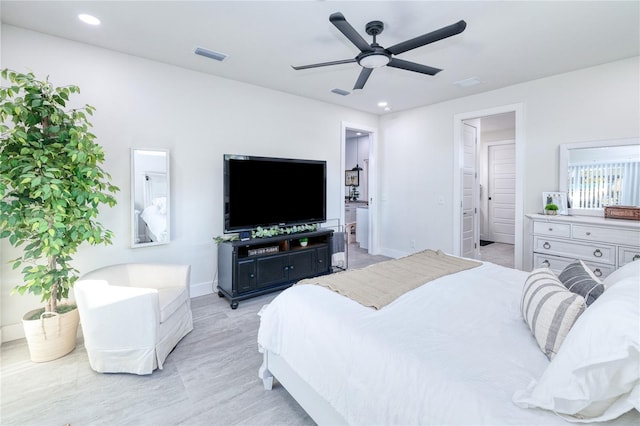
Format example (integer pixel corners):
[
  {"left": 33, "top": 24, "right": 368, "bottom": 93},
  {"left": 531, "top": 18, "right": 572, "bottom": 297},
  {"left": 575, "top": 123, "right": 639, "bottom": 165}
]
[{"left": 22, "top": 306, "right": 79, "bottom": 363}]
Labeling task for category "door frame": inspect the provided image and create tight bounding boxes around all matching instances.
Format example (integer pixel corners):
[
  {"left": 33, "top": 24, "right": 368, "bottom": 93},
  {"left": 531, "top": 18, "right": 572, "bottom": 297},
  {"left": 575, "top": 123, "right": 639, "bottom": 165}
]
[
  {"left": 341, "top": 121, "right": 378, "bottom": 255},
  {"left": 453, "top": 103, "right": 525, "bottom": 270}
]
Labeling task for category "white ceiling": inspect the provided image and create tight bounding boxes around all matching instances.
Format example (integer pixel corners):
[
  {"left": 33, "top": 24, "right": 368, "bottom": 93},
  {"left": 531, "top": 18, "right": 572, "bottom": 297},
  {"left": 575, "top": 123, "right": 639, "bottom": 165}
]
[{"left": 1, "top": 1, "right": 638, "bottom": 115}]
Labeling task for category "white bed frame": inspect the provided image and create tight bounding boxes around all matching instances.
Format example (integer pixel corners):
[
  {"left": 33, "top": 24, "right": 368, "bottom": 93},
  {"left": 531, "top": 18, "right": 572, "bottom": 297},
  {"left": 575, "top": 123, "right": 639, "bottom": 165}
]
[{"left": 259, "top": 350, "right": 347, "bottom": 425}]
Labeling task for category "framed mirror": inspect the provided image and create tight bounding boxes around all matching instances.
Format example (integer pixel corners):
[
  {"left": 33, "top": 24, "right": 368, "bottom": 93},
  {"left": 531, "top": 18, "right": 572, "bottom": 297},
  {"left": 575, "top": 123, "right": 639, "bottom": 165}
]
[
  {"left": 559, "top": 138, "right": 639, "bottom": 216},
  {"left": 131, "top": 149, "right": 170, "bottom": 247}
]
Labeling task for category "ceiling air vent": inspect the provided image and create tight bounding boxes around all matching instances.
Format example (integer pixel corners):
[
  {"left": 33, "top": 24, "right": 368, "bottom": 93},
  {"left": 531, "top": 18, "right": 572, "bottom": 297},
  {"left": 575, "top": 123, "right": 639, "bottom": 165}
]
[
  {"left": 331, "top": 88, "right": 350, "bottom": 96},
  {"left": 194, "top": 47, "right": 227, "bottom": 62}
]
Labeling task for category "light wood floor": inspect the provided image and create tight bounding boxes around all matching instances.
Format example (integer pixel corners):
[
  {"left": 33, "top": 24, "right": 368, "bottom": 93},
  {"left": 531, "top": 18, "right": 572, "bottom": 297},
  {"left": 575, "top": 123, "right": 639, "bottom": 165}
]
[{"left": 1, "top": 246, "right": 389, "bottom": 426}]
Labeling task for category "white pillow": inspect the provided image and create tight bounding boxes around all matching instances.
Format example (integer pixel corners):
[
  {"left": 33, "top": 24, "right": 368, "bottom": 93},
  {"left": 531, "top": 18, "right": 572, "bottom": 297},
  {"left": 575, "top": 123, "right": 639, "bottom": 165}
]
[
  {"left": 603, "top": 261, "right": 640, "bottom": 289},
  {"left": 513, "top": 276, "right": 640, "bottom": 422}
]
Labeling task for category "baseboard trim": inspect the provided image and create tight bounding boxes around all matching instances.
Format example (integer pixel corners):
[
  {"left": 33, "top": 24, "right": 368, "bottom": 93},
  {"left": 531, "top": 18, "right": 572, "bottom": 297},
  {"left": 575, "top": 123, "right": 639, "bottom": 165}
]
[
  {"left": 2, "top": 322, "right": 25, "bottom": 343},
  {"left": 191, "top": 280, "right": 215, "bottom": 298}
]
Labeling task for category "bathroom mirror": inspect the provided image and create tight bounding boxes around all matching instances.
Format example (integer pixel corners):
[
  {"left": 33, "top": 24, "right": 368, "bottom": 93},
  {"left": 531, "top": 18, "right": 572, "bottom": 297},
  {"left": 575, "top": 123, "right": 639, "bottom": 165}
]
[
  {"left": 131, "top": 149, "right": 170, "bottom": 247},
  {"left": 559, "top": 138, "right": 639, "bottom": 216}
]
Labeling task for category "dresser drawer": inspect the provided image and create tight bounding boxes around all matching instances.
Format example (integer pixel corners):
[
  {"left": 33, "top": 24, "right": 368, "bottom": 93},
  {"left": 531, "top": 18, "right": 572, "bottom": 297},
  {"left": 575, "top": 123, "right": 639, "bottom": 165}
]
[
  {"left": 619, "top": 246, "right": 640, "bottom": 266},
  {"left": 533, "top": 253, "right": 613, "bottom": 278},
  {"left": 533, "top": 236, "right": 616, "bottom": 265},
  {"left": 533, "top": 221, "right": 571, "bottom": 238},
  {"left": 572, "top": 225, "right": 640, "bottom": 247}
]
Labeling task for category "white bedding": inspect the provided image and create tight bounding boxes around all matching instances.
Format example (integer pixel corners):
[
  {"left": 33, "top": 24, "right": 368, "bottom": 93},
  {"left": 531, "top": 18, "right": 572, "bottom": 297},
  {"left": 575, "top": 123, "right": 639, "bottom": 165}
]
[{"left": 257, "top": 261, "right": 640, "bottom": 425}]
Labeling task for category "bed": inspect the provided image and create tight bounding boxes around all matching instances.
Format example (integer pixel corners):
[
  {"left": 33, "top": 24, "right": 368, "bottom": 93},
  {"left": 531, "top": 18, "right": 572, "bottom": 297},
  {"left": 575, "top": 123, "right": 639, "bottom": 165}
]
[{"left": 257, "top": 250, "right": 640, "bottom": 425}]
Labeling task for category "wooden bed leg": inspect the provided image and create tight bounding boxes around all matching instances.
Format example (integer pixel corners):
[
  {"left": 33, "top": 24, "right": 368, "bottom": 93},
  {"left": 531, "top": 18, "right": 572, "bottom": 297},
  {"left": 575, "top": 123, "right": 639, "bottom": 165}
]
[{"left": 258, "top": 351, "right": 274, "bottom": 390}]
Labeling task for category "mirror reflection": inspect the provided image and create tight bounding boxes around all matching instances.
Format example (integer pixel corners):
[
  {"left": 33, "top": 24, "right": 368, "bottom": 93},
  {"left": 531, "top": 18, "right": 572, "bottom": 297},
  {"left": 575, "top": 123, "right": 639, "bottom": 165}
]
[
  {"left": 131, "top": 149, "right": 170, "bottom": 247},
  {"left": 560, "top": 139, "right": 639, "bottom": 214}
]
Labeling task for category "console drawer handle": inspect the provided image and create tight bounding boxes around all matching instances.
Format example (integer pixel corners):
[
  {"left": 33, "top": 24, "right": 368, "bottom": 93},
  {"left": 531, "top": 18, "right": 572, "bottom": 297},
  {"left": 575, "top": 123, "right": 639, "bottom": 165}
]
[
  {"left": 548, "top": 227, "right": 553, "bottom": 231},
  {"left": 543, "top": 242, "right": 551, "bottom": 250},
  {"left": 633, "top": 254, "right": 640, "bottom": 261},
  {"left": 593, "top": 268, "right": 602, "bottom": 277},
  {"left": 593, "top": 249, "right": 603, "bottom": 258},
  {"left": 542, "top": 260, "right": 550, "bottom": 267},
  {"left": 585, "top": 231, "right": 591, "bottom": 236}
]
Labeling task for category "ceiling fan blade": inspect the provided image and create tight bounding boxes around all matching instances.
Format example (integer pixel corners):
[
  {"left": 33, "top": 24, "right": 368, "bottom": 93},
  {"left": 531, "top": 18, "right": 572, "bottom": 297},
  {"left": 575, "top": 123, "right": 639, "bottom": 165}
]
[
  {"left": 387, "top": 20, "right": 467, "bottom": 55},
  {"left": 388, "top": 58, "right": 442, "bottom": 75},
  {"left": 292, "top": 58, "right": 356, "bottom": 70},
  {"left": 353, "top": 67, "right": 373, "bottom": 90},
  {"left": 330, "top": 12, "right": 372, "bottom": 52}
]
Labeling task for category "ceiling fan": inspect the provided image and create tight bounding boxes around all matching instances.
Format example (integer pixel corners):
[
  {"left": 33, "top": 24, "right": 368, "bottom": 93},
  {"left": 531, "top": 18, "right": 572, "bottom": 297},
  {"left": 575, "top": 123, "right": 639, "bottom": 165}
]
[{"left": 292, "top": 12, "right": 467, "bottom": 90}]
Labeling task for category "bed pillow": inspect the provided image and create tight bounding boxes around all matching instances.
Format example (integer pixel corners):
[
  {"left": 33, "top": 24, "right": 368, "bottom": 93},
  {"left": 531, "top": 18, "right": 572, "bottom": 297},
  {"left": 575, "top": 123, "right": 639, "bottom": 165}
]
[
  {"left": 603, "top": 261, "right": 640, "bottom": 289},
  {"left": 558, "top": 260, "right": 604, "bottom": 306},
  {"left": 513, "top": 276, "right": 640, "bottom": 422},
  {"left": 521, "top": 268, "right": 586, "bottom": 359}
]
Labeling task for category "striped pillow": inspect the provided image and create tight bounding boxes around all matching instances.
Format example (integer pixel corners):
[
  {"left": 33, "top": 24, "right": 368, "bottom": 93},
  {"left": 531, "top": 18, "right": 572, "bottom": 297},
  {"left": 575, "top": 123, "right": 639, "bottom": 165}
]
[
  {"left": 558, "top": 260, "right": 604, "bottom": 306},
  {"left": 521, "top": 268, "right": 586, "bottom": 359}
]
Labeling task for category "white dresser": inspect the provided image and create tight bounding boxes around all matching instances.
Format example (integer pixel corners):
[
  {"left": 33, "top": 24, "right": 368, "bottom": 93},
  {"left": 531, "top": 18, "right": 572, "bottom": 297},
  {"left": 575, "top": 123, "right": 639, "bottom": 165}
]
[{"left": 527, "top": 213, "right": 640, "bottom": 279}]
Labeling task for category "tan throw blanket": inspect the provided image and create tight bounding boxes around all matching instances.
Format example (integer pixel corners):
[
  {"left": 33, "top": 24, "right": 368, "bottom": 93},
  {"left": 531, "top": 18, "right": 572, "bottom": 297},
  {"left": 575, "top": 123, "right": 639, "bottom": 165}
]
[{"left": 297, "top": 249, "right": 481, "bottom": 310}]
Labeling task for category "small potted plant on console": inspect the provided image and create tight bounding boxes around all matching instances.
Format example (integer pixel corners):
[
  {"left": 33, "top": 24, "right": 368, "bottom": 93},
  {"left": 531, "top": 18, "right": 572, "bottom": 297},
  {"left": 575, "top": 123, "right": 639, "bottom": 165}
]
[
  {"left": 299, "top": 237, "right": 309, "bottom": 247},
  {"left": 544, "top": 203, "right": 559, "bottom": 215}
]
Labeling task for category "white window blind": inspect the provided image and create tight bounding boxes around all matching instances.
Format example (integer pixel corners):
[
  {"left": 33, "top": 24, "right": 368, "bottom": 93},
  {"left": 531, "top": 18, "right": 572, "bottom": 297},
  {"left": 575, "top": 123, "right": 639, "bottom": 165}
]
[{"left": 568, "top": 161, "right": 639, "bottom": 209}]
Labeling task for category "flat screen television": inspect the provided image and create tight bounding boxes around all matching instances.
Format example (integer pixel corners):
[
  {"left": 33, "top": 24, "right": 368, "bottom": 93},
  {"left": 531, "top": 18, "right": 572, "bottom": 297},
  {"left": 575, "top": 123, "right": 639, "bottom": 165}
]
[{"left": 223, "top": 154, "right": 327, "bottom": 233}]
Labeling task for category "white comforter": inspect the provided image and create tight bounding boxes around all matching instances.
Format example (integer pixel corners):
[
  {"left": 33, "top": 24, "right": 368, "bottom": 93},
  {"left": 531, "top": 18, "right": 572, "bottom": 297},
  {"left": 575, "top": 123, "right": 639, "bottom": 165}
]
[{"left": 257, "top": 261, "right": 639, "bottom": 425}]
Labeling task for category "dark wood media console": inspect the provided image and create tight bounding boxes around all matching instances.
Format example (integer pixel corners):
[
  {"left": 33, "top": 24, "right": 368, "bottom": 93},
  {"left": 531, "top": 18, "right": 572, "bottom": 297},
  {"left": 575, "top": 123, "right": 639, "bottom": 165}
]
[{"left": 217, "top": 229, "right": 334, "bottom": 309}]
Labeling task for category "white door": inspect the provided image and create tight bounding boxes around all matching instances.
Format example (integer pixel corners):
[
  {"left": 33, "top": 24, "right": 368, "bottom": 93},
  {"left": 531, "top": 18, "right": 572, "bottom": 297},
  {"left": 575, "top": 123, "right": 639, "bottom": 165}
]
[
  {"left": 488, "top": 143, "right": 516, "bottom": 244},
  {"left": 461, "top": 123, "right": 478, "bottom": 258}
]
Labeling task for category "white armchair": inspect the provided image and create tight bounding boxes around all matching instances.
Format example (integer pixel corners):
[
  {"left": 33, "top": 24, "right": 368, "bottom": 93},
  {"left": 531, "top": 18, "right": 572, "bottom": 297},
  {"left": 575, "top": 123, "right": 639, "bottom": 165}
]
[{"left": 74, "top": 263, "right": 193, "bottom": 375}]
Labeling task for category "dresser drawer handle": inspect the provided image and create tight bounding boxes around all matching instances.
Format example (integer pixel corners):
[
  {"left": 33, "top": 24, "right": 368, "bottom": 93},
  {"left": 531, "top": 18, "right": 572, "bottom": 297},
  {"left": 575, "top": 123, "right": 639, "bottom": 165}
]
[
  {"left": 541, "top": 260, "right": 550, "bottom": 267},
  {"left": 593, "top": 268, "right": 602, "bottom": 277},
  {"left": 593, "top": 249, "right": 603, "bottom": 258},
  {"left": 585, "top": 232, "right": 591, "bottom": 236},
  {"left": 543, "top": 242, "right": 551, "bottom": 250},
  {"left": 633, "top": 254, "right": 640, "bottom": 261},
  {"left": 548, "top": 228, "right": 553, "bottom": 232}
]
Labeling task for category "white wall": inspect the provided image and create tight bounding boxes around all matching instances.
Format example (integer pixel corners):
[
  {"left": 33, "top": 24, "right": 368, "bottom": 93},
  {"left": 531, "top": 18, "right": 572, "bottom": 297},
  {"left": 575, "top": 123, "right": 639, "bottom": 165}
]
[
  {"left": 377, "top": 56, "right": 640, "bottom": 261},
  {"left": 0, "top": 26, "right": 377, "bottom": 341}
]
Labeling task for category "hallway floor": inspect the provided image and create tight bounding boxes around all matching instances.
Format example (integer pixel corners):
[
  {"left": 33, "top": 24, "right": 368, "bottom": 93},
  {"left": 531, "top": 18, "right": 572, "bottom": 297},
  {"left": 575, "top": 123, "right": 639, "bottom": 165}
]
[{"left": 479, "top": 242, "right": 515, "bottom": 269}]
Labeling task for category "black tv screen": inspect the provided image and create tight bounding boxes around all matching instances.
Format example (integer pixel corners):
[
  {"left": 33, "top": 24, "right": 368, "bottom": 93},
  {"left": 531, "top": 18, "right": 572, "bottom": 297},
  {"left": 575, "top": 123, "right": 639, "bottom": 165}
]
[{"left": 224, "top": 154, "right": 327, "bottom": 233}]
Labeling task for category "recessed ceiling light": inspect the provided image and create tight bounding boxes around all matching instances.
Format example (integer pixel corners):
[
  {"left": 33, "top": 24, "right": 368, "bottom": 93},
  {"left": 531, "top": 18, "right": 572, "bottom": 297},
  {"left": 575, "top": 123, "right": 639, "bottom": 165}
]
[
  {"left": 384, "top": 107, "right": 391, "bottom": 111},
  {"left": 377, "top": 101, "right": 388, "bottom": 107},
  {"left": 78, "top": 14, "right": 101, "bottom": 26}
]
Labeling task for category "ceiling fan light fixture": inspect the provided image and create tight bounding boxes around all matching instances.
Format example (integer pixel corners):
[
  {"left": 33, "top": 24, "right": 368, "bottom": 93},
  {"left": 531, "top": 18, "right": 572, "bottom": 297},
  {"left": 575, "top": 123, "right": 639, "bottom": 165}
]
[{"left": 358, "top": 53, "right": 390, "bottom": 69}]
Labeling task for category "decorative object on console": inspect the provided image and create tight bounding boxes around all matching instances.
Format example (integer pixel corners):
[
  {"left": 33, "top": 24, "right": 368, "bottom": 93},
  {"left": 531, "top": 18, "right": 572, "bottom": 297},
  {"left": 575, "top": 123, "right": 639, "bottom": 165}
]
[
  {"left": 299, "top": 237, "right": 309, "bottom": 247},
  {"left": 542, "top": 191, "right": 568, "bottom": 215},
  {"left": 544, "top": 203, "right": 558, "bottom": 215},
  {"left": 604, "top": 205, "right": 640, "bottom": 221},
  {"left": 0, "top": 69, "right": 119, "bottom": 362}
]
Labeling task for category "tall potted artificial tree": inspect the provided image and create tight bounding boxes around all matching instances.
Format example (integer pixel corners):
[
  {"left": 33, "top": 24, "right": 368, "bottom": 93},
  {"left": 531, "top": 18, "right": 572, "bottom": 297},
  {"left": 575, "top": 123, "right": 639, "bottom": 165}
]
[{"left": 0, "top": 69, "right": 118, "bottom": 362}]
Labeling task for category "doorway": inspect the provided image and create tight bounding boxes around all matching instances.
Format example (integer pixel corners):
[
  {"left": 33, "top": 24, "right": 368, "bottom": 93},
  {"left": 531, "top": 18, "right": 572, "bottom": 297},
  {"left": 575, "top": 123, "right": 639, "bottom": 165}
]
[
  {"left": 341, "top": 121, "right": 378, "bottom": 256},
  {"left": 453, "top": 105, "right": 524, "bottom": 270}
]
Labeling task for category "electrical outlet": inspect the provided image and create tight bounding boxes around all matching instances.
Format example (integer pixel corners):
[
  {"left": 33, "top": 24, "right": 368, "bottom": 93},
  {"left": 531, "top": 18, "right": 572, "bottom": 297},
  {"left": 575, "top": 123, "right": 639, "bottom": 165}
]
[{"left": 437, "top": 196, "right": 445, "bottom": 206}]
